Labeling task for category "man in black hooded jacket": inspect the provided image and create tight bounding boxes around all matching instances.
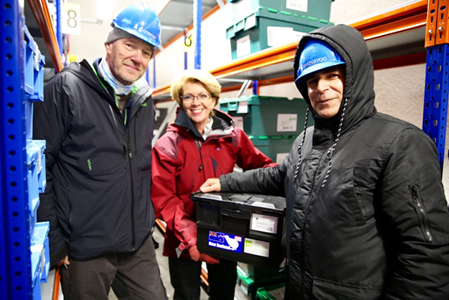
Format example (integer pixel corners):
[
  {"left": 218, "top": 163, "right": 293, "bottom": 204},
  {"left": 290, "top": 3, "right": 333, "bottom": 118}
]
[{"left": 201, "top": 24, "right": 449, "bottom": 299}]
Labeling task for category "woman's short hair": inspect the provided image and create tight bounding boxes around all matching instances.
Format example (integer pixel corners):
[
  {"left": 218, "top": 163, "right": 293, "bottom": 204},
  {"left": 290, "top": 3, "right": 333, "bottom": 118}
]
[{"left": 171, "top": 69, "right": 221, "bottom": 107}]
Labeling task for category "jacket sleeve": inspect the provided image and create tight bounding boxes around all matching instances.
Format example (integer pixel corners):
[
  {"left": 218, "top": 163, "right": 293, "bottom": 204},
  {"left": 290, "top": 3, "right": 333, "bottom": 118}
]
[
  {"left": 220, "top": 162, "right": 286, "bottom": 196},
  {"left": 381, "top": 128, "right": 449, "bottom": 299},
  {"left": 220, "top": 127, "right": 293, "bottom": 195},
  {"left": 33, "top": 75, "right": 70, "bottom": 266},
  {"left": 151, "top": 141, "right": 197, "bottom": 249},
  {"left": 234, "top": 128, "right": 278, "bottom": 170}
]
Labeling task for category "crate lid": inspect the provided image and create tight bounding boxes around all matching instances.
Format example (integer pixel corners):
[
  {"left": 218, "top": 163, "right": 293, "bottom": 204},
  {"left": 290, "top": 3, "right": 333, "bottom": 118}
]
[
  {"left": 219, "top": 95, "right": 305, "bottom": 105},
  {"left": 191, "top": 192, "right": 286, "bottom": 215},
  {"left": 220, "top": 95, "right": 287, "bottom": 103},
  {"left": 249, "top": 135, "right": 297, "bottom": 140},
  {"left": 226, "top": 6, "right": 332, "bottom": 34}
]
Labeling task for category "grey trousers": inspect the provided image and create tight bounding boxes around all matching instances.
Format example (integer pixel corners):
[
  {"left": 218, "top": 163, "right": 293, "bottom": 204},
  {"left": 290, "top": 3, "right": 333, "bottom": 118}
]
[{"left": 60, "top": 236, "right": 168, "bottom": 300}]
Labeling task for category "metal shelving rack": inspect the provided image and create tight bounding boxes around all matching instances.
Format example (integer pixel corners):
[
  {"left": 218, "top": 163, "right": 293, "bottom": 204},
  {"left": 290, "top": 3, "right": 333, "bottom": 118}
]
[
  {"left": 422, "top": 0, "right": 449, "bottom": 169},
  {"left": 1, "top": 0, "right": 61, "bottom": 299}
]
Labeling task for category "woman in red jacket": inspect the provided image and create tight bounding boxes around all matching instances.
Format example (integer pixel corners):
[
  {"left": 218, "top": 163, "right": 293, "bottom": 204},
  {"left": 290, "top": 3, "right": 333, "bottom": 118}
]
[{"left": 151, "top": 69, "right": 276, "bottom": 300}]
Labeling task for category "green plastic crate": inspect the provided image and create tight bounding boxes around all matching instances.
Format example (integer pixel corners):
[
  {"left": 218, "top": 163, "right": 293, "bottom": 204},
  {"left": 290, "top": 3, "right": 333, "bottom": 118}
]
[
  {"left": 219, "top": 95, "right": 313, "bottom": 137},
  {"left": 229, "top": 0, "right": 334, "bottom": 23},
  {"left": 250, "top": 135, "right": 296, "bottom": 164},
  {"left": 238, "top": 262, "right": 286, "bottom": 282},
  {"left": 226, "top": 5, "right": 333, "bottom": 59},
  {"left": 237, "top": 263, "right": 286, "bottom": 298}
]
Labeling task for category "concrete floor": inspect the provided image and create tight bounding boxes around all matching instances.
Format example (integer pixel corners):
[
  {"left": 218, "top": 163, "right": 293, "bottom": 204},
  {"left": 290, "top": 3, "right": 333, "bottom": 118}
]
[{"left": 40, "top": 226, "right": 284, "bottom": 300}]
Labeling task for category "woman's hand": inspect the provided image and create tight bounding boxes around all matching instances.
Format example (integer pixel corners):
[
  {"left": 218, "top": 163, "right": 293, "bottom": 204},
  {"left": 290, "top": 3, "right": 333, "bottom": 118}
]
[{"left": 188, "top": 245, "right": 219, "bottom": 264}]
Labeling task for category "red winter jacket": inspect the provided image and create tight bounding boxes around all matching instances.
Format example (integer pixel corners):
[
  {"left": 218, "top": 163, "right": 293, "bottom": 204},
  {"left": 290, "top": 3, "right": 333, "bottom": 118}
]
[{"left": 151, "top": 108, "right": 276, "bottom": 258}]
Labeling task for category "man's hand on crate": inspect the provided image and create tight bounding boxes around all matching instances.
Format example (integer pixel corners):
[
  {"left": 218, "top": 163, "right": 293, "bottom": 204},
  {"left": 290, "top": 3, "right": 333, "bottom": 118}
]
[{"left": 200, "top": 178, "right": 221, "bottom": 193}]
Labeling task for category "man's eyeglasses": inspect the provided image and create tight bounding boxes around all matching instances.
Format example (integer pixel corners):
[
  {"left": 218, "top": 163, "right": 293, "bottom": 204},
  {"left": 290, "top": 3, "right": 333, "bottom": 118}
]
[{"left": 181, "top": 93, "right": 211, "bottom": 103}]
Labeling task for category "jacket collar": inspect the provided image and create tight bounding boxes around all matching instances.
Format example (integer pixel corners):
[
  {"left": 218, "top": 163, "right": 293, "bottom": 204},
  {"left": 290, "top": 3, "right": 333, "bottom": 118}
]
[{"left": 172, "top": 108, "right": 235, "bottom": 140}]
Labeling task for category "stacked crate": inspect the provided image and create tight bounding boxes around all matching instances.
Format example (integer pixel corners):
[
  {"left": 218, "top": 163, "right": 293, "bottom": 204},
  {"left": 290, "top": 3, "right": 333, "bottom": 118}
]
[
  {"left": 237, "top": 263, "right": 286, "bottom": 300},
  {"left": 219, "top": 95, "right": 313, "bottom": 163},
  {"left": 226, "top": 0, "right": 334, "bottom": 59},
  {"left": 23, "top": 25, "right": 50, "bottom": 299}
]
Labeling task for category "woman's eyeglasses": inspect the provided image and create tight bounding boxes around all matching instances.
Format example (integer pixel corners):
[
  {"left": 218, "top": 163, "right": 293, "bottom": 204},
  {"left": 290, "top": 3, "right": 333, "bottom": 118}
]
[{"left": 181, "top": 93, "right": 211, "bottom": 103}]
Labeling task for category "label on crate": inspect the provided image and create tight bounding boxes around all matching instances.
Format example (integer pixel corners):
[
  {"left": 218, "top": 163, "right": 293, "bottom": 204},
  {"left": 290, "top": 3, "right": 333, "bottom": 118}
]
[
  {"left": 277, "top": 114, "right": 298, "bottom": 132},
  {"left": 233, "top": 116, "right": 244, "bottom": 129},
  {"left": 286, "top": 0, "right": 308, "bottom": 12},
  {"left": 244, "top": 238, "right": 270, "bottom": 257},
  {"left": 250, "top": 213, "right": 278, "bottom": 234},
  {"left": 198, "top": 193, "right": 223, "bottom": 201},
  {"left": 208, "top": 231, "right": 243, "bottom": 253},
  {"left": 245, "top": 14, "right": 256, "bottom": 30},
  {"left": 251, "top": 202, "right": 276, "bottom": 209},
  {"left": 268, "top": 28, "right": 307, "bottom": 47},
  {"left": 237, "top": 35, "right": 251, "bottom": 58},
  {"left": 276, "top": 153, "right": 289, "bottom": 164},
  {"left": 267, "top": 27, "right": 294, "bottom": 47},
  {"left": 237, "top": 101, "right": 248, "bottom": 114}
]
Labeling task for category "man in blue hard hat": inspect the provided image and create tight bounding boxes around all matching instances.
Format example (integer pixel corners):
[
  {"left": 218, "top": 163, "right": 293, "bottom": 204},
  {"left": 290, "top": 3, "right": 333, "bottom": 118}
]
[
  {"left": 34, "top": 3, "right": 168, "bottom": 299},
  {"left": 200, "top": 24, "right": 449, "bottom": 299}
]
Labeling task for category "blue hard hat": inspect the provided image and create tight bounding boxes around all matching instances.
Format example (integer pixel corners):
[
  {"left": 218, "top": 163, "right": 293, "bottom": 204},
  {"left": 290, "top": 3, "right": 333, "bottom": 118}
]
[
  {"left": 295, "top": 39, "right": 345, "bottom": 83},
  {"left": 112, "top": 2, "right": 161, "bottom": 47}
]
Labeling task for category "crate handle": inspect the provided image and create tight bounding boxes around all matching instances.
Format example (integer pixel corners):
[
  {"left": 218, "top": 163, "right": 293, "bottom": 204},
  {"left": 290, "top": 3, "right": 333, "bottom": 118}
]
[{"left": 221, "top": 208, "right": 250, "bottom": 219}]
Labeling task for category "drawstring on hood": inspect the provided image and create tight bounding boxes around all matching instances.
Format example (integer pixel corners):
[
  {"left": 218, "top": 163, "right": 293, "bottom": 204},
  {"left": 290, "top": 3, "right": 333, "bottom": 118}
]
[
  {"left": 294, "top": 107, "right": 310, "bottom": 180},
  {"left": 321, "top": 97, "right": 348, "bottom": 187}
]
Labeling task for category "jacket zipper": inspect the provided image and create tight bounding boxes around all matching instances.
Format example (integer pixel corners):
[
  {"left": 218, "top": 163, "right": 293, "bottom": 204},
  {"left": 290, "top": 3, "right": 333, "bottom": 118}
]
[
  {"left": 298, "top": 151, "right": 329, "bottom": 295},
  {"left": 195, "top": 139, "right": 204, "bottom": 171},
  {"left": 127, "top": 142, "right": 136, "bottom": 250},
  {"left": 193, "top": 139, "right": 205, "bottom": 189},
  {"left": 411, "top": 185, "right": 433, "bottom": 242},
  {"left": 134, "top": 113, "right": 138, "bottom": 154}
]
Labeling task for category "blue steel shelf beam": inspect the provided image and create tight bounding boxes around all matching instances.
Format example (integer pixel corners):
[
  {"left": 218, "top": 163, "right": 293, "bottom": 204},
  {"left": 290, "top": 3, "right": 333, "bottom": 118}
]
[
  {"left": 55, "top": 0, "right": 63, "bottom": 57},
  {"left": 423, "top": 0, "right": 449, "bottom": 170},
  {"left": 194, "top": 0, "right": 202, "bottom": 69}
]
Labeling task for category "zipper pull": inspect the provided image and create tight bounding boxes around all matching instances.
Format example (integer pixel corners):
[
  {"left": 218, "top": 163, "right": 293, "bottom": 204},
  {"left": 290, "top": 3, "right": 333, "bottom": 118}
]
[
  {"left": 128, "top": 144, "right": 133, "bottom": 159},
  {"left": 199, "top": 164, "right": 203, "bottom": 171},
  {"left": 411, "top": 186, "right": 418, "bottom": 199}
]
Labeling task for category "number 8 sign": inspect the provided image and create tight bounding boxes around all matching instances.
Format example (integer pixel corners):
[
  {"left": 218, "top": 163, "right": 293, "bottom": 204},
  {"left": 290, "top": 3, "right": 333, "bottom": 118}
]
[{"left": 62, "top": 2, "right": 81, "bottom": 35}]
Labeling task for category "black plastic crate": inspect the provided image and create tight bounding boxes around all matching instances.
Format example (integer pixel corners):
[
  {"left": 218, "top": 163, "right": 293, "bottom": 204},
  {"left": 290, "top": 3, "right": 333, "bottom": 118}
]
[{"left": 191, "top": 192, "right": 286, "bottom": 269}]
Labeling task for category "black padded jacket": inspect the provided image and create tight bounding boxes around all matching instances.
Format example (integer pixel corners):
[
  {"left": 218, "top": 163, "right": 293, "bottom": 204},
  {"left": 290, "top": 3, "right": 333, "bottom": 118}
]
[{"left": 219, "top": 25, "right": 449, "bottom": 299}]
